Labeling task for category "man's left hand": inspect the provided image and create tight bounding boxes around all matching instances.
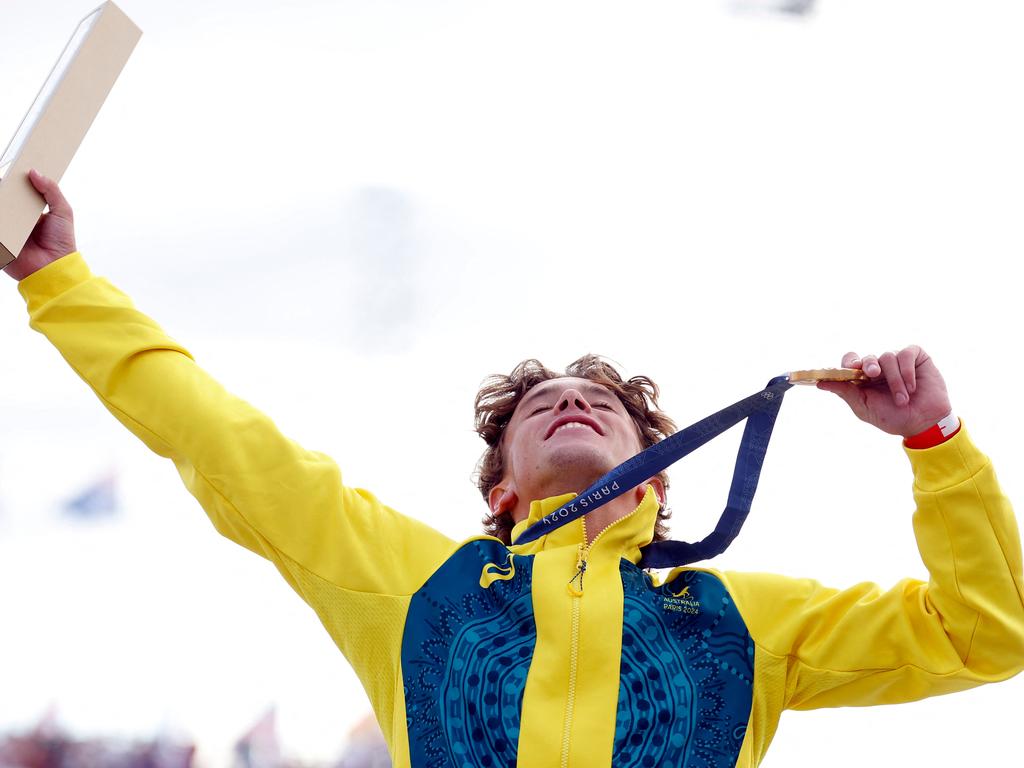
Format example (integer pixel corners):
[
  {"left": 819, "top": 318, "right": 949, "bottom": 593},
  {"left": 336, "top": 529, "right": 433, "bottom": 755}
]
[{"left": 816, "top": 345, "right": 953, "bottom": 438}]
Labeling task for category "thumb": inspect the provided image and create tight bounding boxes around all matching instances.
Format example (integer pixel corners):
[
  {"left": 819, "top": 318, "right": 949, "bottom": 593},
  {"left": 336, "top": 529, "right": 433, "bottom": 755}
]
[{"left": 28, "top": 169, "right": 73, "bottom": 220}]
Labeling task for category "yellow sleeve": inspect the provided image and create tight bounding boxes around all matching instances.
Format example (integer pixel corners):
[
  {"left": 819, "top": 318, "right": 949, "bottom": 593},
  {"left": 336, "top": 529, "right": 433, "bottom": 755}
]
[
  {"left": 17, "top": 252, "right": 458, "bottom": 599},
  {"left": 721, "top": 423, "right": 1024, "bottom": 710}
]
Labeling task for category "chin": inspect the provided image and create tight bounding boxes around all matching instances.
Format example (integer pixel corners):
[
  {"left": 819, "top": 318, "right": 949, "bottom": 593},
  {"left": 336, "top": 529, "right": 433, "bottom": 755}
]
[{"left": 541, "top": 445, "right": 617, "bottom": 490}]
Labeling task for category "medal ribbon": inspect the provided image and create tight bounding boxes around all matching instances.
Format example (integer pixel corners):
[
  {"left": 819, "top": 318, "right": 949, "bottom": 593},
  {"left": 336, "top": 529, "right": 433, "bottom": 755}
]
[{"left": 512, "top": 374, "right": 794, "bottom": 568}]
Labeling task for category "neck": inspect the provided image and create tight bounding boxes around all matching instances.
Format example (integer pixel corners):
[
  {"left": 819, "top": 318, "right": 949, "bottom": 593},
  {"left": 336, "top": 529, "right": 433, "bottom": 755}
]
[{"left": 511, "top": 484, "right": 651, "bottom": 546}]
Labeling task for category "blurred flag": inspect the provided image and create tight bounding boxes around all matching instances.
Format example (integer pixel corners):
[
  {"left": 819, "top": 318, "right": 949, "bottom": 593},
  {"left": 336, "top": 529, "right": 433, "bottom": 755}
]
[
  {"left": 61, "top": 470, "right": 119, "bottom": 519},
  {"left": 335, "top": 713, "right": 390, "bottom": 768},
  {"left": 233, "top": 706, "right": 281, "bottom": 768},
  {"left": 729, "top": 0, "right": 816, "bottom": 15}
]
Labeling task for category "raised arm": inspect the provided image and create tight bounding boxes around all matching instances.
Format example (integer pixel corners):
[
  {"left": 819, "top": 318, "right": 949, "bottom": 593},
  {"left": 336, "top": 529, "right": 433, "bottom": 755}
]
[
  {"left": 723, "top": 424, "right": 1024, "bottom": 711},
  {"left": 718, "top": 347, "right": 1024, "bottom": 713},
  {"left": 7, "top": 170, "right": 458, "bottom": 598}
]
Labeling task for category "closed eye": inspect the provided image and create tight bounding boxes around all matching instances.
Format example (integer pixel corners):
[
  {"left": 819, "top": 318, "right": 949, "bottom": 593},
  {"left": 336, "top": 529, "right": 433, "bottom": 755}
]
[
  {"left": 529, "top": 405, "right": 551, "bottom": 416},
  {"left": 594, "top": 402, "right": 614, "bottom": 410}
]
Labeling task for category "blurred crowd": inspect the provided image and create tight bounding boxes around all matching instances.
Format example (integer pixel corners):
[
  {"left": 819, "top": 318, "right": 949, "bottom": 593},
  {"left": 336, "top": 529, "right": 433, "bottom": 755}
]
[{"left": 0, "top": 710, "right": 389, "bottom": 768}]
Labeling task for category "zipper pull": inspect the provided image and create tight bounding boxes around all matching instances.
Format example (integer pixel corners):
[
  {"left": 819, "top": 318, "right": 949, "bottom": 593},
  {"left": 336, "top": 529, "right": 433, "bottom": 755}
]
[{"left": 568, "top": 545, "right": 588, "bottom": 597}]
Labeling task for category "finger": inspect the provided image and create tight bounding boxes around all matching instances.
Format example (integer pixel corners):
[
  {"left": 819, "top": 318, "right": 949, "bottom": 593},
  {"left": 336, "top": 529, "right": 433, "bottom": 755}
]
[
  {"left": 28, "top": 169, "right": 73, "bottom": 220},
  {"left": 841, "top": 351, "right": 862, "bottom": 368},
  {"left": 897, "top": 346, "right": 919, "bottom": 395},
  {"left": 877, "top": 351, "right": 909, "bottom": 405},
  {"left": 860, "top": 354, "right": 882, "bottom": 378}
]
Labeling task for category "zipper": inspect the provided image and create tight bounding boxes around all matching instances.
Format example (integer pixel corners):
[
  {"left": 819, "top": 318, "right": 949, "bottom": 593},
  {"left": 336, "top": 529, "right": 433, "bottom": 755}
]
[
  {"left": 569, "top": 502, "right": 643, "bottom": 597},
  {"left": 560, "top": 517, "right": 587, "bottom": 768},
  {"left": 567, "top": 544, "right": 587, "bottom": 597},
  {"left": 560, "top": 581, "right": 581, "bottom": 768},
  {"left": 559, "top": 505, "right": 646, "bottom": 767}
]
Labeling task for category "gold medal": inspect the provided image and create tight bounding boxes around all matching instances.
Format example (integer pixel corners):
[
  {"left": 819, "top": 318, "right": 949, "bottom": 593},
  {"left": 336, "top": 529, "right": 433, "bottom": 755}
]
[{"left": 787, "top": 367, "right": 870, "bottom": 385}]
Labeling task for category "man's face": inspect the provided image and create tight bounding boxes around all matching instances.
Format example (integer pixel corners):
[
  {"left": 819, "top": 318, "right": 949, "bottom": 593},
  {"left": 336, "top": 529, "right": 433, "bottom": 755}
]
[{"left": 498, "top": 376, "right": 645, "bottom": 504}]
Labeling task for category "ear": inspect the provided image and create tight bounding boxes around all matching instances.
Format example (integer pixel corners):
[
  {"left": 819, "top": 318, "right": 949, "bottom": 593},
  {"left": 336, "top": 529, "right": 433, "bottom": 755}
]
[
  {"left": 488, "top": 486, "right": 519, "bottom": 516},
  {"left": 647, "top": 477, "right": 666, "bottom": 508}
]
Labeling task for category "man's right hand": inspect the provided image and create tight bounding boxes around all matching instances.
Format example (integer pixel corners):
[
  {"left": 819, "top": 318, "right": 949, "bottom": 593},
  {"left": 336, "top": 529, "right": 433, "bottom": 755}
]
[{"left": 2, "top": 169, "right": 77, "bottom": 281}]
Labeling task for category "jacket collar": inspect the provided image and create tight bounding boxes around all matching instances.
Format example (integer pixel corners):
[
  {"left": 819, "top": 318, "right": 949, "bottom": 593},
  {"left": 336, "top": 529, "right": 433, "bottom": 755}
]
[{"left": 508, "top": 485, "right": 660, "bottom": 565}]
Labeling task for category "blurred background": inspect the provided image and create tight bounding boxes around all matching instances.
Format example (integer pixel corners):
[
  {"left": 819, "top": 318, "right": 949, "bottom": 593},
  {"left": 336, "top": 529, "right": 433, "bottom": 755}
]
[{"left": 1, "top": 0, "right": 1022, "bottom": 765}]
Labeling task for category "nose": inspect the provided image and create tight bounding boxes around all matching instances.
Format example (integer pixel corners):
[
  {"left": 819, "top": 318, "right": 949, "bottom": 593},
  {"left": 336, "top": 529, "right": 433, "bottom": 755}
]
[{"left": 556, "top": 388, "right": 592, "bottom": 413}]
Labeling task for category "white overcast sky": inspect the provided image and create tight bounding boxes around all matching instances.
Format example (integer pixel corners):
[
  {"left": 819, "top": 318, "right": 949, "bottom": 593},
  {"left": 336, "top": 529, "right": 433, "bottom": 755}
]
[{"left": 1, "top": 0, "right": 1022, "bottom": 766}]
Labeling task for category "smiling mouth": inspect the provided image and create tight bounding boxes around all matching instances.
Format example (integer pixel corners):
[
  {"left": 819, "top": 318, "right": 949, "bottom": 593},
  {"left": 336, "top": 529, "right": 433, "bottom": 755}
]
[
  {"left": 546, "top": 420, "right": 602, "bottom": 439},
  {"left": 553, "top": 421, "right": 597, "bottom": 434}
]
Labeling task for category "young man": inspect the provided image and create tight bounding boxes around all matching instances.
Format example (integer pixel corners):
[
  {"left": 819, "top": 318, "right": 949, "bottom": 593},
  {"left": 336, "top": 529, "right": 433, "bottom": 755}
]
[{"left": 7, "top": 171, "right": 1024, "bottom": 767}]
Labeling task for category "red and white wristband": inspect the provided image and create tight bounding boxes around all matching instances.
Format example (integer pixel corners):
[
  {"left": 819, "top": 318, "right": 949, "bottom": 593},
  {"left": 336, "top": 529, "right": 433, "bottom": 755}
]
[{"left": 903, "top": 410, "right": 961, "bottom": 449}]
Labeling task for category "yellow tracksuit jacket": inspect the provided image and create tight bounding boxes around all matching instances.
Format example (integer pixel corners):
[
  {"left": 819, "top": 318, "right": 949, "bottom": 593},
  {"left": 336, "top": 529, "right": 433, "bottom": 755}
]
[{"left": 18, "top": 252, "right": 1024, "bottom": 767}]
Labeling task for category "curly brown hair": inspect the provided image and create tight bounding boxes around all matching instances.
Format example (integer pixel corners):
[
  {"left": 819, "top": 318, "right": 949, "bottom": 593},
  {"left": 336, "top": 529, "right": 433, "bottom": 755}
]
[{"left": 473, "top": 354, "right": 677, "bottom": 544}]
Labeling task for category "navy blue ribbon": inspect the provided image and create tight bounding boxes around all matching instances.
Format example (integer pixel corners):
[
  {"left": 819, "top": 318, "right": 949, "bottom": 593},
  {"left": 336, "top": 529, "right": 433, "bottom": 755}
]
[{"left": 512, "top": 374, "right": 794, "bottom": 568}]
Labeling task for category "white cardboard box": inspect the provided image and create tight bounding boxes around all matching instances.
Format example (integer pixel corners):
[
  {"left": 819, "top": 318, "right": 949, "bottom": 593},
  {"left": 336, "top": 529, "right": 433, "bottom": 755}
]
[{"left": 0, "top": 2, "right": 141, "bottom": 268}]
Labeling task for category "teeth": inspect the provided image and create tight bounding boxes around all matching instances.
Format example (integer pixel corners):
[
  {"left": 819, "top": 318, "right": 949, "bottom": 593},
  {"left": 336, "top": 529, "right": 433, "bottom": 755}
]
[{"left": 554, "top": 422, "right": 596, "bottom": 434}]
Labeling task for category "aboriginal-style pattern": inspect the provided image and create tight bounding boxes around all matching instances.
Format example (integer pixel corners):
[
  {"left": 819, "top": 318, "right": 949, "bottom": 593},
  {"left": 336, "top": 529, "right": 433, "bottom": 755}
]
[
  {"left": 402, "top": 541, "right": 536, "bottom": 768},
  {"left": 614, "top": 564, "right": 755, "bottom": 768}
]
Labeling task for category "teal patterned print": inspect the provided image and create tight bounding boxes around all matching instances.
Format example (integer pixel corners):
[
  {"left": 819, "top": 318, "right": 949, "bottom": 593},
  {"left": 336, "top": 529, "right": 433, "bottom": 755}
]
[
  {"left": 401, "top": 543, "right": 754, "bottom": 768},
  {"left": 403, "top": 541, "right": 536, "bottom": 768},
  {"left": 614, "top": 564, "right": 754, "bottom": 767}
]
